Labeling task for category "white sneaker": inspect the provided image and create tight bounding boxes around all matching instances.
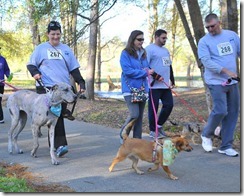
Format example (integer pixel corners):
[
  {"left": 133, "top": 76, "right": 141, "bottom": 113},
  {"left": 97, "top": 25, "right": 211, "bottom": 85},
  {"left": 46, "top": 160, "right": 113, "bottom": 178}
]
[
  {"left": 218, "top": 148, "right": 239, "bottom": 157},
  {"left": 201, "top": 135, "right": 213, "bottom": 152}
]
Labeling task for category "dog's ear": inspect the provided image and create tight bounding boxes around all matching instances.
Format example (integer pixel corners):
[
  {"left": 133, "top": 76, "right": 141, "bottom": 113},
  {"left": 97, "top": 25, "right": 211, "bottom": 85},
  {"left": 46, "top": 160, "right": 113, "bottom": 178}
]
[
  {"left": 51, "top": 84, "right": 59, "bottom": 91},
  {"left": 175, "top": 138, "right": 184, "bottom": 151},
  {"left": 180, "top": 134, "right": 186, "bottom": 138}
]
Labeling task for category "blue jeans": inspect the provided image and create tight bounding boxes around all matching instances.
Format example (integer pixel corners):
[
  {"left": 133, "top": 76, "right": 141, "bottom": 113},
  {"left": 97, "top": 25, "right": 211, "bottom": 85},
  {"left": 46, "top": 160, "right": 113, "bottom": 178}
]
[
  {"left": 148, "top": 89, "right": 173, "bottom": 132},
  {"left": 120, "top": 95, "right": 146, "bottom": 139},
  {"left": 202, "top": 84, "right": 240, "bottom": 150}
]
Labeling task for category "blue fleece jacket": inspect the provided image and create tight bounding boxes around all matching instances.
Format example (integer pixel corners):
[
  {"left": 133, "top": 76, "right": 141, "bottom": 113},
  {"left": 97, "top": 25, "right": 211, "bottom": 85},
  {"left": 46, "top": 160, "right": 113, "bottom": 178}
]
[
  {"left": 0, "top": 55, "right": 10, "bottom": 86},
  {"left": 120, "top": 49, "right": 150, "bottom": 94}
]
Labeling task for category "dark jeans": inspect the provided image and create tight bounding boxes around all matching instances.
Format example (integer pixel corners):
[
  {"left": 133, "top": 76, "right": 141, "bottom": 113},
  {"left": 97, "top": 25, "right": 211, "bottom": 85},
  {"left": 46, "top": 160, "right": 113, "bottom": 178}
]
[
  {"left": 0, "top": 86, "right": 4, "bottom": 120},
  {"left": 36, "top": 86, "right": 67, "bottom": 149},
  {"left": 148, "top": 89, "right": 174, "bottom": 132}
]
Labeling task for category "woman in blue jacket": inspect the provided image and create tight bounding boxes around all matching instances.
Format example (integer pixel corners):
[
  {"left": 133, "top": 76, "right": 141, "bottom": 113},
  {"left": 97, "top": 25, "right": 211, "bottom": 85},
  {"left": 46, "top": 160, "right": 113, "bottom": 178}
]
[
  {"left": 119, "top": 30, "right": 155, "bottom": 141},
  {"left": 0, "top": 50, "right": 11, "bottom": 124}
]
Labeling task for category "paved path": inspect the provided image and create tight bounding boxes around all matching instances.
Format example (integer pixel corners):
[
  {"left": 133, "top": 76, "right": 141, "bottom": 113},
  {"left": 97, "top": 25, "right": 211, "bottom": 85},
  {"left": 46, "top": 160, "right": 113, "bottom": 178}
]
[{"left": 0, "top": 107, "right": 241, "bottom": 193}]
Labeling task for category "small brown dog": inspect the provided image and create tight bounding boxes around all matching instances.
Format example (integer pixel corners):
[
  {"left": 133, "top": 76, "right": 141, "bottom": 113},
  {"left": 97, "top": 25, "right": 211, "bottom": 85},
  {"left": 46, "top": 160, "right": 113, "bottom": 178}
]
[{"left": 109, "top": 120, "right": 193, "bottom": 180}]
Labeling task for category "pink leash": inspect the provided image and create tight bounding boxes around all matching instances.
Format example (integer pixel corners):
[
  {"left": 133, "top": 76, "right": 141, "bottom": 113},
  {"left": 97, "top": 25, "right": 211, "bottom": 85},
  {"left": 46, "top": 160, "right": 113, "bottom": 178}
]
[
  {"left": 0, "top": 80, "right": 19, "bottom": 91},
  {"left": 147, "top": 73, "right": 160, "bottom": 162},
  {"left": 161, "top": 80, "right": 206, "bottom": 123},
  {"left": 147, "top": 73, "right": 160, "bottom": 140},
  {"left": 148, "top": 72, "right": 206, "bottom": 161}
]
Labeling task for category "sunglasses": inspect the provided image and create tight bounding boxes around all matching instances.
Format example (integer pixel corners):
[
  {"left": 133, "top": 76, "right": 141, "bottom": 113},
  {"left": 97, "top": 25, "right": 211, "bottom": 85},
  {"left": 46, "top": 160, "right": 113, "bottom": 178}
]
[
  {"left": 49, "top": 21, "right": 61, "bottom": 28},
  {"left": 136, "top": 38, "right": 144, "bottom": 42},
  {"left": 205, "top": 23, "right": 217, "bottom": 29}
]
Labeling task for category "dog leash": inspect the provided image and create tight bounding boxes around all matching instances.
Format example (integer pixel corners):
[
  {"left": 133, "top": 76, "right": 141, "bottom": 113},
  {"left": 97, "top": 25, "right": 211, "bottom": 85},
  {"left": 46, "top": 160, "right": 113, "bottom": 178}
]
[
  {"left": 0, "top": 79, "right": 19, "bottom": 91},
  {"left": 36, "top": 78, "right": 86, "bottom": 114},
  {"left": 163, "top": 76, "right": 240, "bottom": 123},
  {"left": 36, "top": 78, "right": 50, "bottom": 93},
  {"left": 147, "top": 71, "right": 160, "bottom": 162},
  {"left": 161, "top": 80, "right": 206, "bottom": 124}
]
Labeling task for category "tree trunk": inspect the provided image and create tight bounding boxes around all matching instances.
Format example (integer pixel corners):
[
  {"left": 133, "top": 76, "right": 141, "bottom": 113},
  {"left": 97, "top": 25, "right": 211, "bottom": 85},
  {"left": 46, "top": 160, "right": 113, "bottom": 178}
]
[
  {"left": 220, "top": 0, "right": 238, "bottom": 33},
  {"left": 147, "top": 0, "right": 159, "bottom": 43},
  {"left": 27, "top": 0, "right": 40, "bottom": 47},
  {"left": 59, "top": 0, "right": 79, "bottom": 92},
  {"left": 174, "top": 0, "right": 212, "bottom": 117},
  {"left": 209, "top": 0, "right": 213, "bottom": 13},
  {"left": 71, "top": 0, "right": 79, "bottom": 56},
  {"left": 147, "top": 0, "right": 151, "bottom": 42},
  {"left": 151, "top": 0, "right": 159, "bottom": 43},
  {"left": 186, "top": 64, "right": 191, "bottom": 80},
  {"left": 186, "top": 0, "right": 205, "bottom": 44},
  {"left": 86, "top": 0, "right": 99, "bottom": 100},
  {"left": 171, "top": 3, "right": 179, "bottom": 63},
  {"left": 106, "top": 75, "right": 119, "bottom": 91},
  {"left": 96, "top": 20, "right": 102, "bottom": 91},
  {"left": 186, "top": 0, "right": 212, "bottom": 114},
  {"left": 174, "top": 0, "right": 199, "bottom": 67}
]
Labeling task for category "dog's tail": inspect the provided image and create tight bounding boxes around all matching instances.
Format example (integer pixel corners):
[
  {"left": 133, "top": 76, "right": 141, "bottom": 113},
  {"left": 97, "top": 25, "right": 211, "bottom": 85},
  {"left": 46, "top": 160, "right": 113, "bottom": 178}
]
[{"left": 120, "top": 119, "right": 136, "bottom": 141}]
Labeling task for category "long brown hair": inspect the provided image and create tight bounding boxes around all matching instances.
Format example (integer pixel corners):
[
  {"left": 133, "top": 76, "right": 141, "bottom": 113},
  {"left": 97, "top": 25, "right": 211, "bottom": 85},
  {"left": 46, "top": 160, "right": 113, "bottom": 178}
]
[{"left": 124, "top": 30, "right": 146, "bottom": 59}]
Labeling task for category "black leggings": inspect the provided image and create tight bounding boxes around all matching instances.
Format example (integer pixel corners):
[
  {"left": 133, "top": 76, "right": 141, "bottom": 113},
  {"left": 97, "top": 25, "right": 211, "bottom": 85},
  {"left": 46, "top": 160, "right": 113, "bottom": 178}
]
[
  {"left": 0, "top": 86, "right": 4, "bottom": 120},
  {"left": 36, "top": 86, "right": 68, "bottom": 149}
]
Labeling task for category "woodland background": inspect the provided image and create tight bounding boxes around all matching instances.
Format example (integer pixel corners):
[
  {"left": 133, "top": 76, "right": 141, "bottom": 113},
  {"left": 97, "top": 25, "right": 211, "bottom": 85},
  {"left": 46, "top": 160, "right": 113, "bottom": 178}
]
[{"left": 0, "top": 0, "right": 241, "bottom": 106}]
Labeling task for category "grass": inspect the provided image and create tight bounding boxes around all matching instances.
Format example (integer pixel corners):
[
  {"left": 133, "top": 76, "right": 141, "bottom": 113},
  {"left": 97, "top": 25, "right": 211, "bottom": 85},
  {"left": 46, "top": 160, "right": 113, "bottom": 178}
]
[
  {"left": 0, "top": 162, "right": 75, "bottom": 192},
  {"left": 7, "top": 79, "right": 35, "bottom": 86},
  {"left": 0, "top": 166, "right": 35, "bottom": 192},
  {"left": 0, "top": 177, "right": 35, "bottom": 192}
]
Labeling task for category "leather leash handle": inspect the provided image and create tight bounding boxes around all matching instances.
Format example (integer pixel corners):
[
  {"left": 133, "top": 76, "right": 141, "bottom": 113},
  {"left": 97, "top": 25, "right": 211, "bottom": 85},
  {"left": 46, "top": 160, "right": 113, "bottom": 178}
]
[
  {"left": 36, "top": 78, "right": 44, "bottom": 87},
  {"left": 232, "top": 77, "right": 240, "bottom": 82},
  {"left": 36, "top": 78, "right": 49, "bottom": 93}
]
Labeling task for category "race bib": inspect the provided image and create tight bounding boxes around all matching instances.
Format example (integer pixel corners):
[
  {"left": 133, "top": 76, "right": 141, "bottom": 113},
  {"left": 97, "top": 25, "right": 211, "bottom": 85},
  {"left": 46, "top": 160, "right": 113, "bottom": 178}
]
[
  {"left": 47, "top": 48, "right": 63, "bottom": 60},
  {"left": 162, "top": 57, "right": 171, "bottom": 66},
  {"left": 217, "top": 42, "right": 233, "bottom": 56}
]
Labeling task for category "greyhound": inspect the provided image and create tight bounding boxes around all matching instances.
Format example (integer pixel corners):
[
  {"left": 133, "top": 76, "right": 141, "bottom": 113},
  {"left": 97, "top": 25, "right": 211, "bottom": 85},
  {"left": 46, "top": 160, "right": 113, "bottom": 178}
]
[{"left": 3, "top": 82, "right": 77, "bottom": 165}]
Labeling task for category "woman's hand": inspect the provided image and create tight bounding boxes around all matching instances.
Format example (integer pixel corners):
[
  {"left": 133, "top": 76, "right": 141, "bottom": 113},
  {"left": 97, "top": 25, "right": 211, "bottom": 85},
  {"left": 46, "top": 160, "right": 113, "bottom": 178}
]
[
  {"left": 33, "top": 74, "right": 41, "bottom": 80},
  {"left": 147, "top": 69, "right": 155, "bottom": 75},
  {"left": 151, "top": 72, "right": 164, "bottom": 81}
]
